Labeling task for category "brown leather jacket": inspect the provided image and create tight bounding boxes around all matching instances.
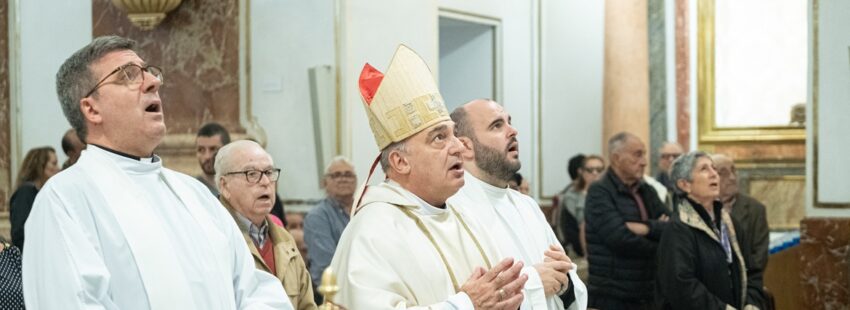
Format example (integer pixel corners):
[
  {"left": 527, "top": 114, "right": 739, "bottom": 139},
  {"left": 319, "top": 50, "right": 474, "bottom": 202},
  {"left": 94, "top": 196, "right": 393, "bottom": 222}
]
[{"left": 222, "top": 198, "right": 317, "bottom": 310}]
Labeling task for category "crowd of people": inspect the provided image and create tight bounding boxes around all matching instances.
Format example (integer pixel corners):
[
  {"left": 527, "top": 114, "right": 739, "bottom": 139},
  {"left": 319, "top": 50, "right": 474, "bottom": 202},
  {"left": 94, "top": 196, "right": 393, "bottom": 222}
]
[{"left": 2, "top": 35, "right": 773, "bottom": 310}]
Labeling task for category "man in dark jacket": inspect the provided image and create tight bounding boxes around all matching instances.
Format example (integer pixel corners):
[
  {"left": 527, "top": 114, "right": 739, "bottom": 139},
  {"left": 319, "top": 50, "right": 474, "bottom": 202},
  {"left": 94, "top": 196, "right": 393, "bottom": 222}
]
[
  {"left": 712, "top": 154, "right": 769, "bottom": 272},
  {"left": 585, "top": 132, "right": 671, "bottom": 309}
]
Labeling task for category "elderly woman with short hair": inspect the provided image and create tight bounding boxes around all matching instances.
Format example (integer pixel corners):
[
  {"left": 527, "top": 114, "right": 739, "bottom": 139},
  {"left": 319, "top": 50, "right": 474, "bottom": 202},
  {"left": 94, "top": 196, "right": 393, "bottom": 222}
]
[{"left": 655, "top": 151, "right": 765, "bottom": 310}]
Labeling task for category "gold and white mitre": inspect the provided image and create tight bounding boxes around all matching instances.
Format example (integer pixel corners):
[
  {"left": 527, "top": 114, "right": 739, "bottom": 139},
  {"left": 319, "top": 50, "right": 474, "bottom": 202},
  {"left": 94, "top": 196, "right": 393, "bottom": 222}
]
[{"left": 358, "top": 45, "right": 450, "bottom": 150}]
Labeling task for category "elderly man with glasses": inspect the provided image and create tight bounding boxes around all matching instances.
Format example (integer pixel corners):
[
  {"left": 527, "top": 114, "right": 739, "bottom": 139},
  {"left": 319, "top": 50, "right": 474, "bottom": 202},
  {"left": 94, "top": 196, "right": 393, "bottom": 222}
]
[
  {"left": 217, "top": 140, "right": 317, "bottom": 310},
  {"left": 22, "top": 36, "right": 291, "bottom": 309},
  {"left": 655, "top": 142, "right": 684, "bottom": 191},
  {"left": 303, "top": 156, "right": 356, "bottom": 303}
]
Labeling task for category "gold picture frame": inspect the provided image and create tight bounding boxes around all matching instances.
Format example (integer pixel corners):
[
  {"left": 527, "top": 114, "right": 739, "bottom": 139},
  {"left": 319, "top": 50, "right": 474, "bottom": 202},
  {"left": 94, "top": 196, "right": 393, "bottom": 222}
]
[{"left": 697, "top": 0, "right": 805, "bottom": 144}]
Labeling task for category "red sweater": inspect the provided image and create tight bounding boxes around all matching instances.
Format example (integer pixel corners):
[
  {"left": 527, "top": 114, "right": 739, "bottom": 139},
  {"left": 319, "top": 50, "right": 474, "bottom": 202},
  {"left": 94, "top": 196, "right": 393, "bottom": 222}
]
[{"left": 258, "top": 237, "right": 276, "bottom": 275}]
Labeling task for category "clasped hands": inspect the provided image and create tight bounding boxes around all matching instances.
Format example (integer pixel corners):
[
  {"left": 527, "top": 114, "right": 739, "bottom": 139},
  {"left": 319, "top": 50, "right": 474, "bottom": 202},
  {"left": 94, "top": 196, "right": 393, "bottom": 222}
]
[
  {"left": 461, "top": 245, "right": 575, "bottom": 308},
  {"left": 535, "top": 245, "right": 573, "bottom": 297},
  {"left": 460, "top": 258, "right": 527, "bottom": 309}
]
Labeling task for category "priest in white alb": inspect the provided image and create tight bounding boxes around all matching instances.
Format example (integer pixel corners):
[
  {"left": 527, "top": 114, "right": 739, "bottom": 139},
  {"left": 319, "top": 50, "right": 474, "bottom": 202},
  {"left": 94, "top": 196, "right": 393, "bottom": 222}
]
[
  {"left": 448, "top": 99, "right": 589, "bottom": 310},
  {"left": 22, "top": 36, "right": 291, "bottom": 309},
  {"left": 328, "top": 45, "right": 528, "bottom": 309}
]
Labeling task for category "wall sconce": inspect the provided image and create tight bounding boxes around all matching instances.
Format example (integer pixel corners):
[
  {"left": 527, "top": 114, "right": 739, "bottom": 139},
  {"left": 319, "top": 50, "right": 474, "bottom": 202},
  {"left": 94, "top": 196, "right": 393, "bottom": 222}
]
[{"left": 110, "top": 0, "right": 183, "bottom": 30}]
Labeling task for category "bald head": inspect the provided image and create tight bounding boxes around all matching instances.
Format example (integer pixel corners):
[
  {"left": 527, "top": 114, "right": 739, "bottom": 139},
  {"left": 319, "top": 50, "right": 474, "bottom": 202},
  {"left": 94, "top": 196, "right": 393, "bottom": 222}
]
[
  {"left": 452, "top": 99, "right": 496, "bottom": 140},
  {"left": 450, "top": 99, "right": 520, "bottom": 187},
  {"left": 608, "top": 132, "right": 641, "bottom": 158},
  {"left": 710, "top": 153, "right": 739, "bottom": 201},
  {"left": 607, "top": 132, "right": 647, "bottom": 185},
  {"left": 215, "top": 140, "right": 278, "bottom": 226},
  {"left": 214, "top": 140, "right": 274, "bottom": 184},
  {"left": 710, "top": 154, "right": 733, "bottom": 167}
]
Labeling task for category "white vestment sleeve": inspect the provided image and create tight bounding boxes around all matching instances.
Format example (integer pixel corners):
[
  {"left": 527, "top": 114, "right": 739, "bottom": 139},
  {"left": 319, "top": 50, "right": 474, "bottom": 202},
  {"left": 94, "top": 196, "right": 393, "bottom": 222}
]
[
  {"left": 521, "top": 266, "right": 549, "bottom": 309},
  {"left": 445, "top": 292, "right": 475, "bottom": 309},
  {"left": 539, "top": 208, "right": 588, "bottom": 310},
  {"left": 221, "top": 205, "right": 293, "bottom": 310},
  {"left": 23, "top": 188, "right": 119, "bottom": 310}
]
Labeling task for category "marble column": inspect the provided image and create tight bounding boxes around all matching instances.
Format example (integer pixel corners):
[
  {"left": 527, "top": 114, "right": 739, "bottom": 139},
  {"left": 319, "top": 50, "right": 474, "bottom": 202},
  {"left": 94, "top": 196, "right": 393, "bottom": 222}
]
[
  {"left": 648, "top": 0, "right": 667, "bottom": 176},
  {"left": 800, "top": 218, "right": 850, "bottom": 309},
  {"left": 92, "top": 0, "right": 241, "bottom": 174},
  {"left": 603, "top": 0, "right": 650, "bottom": 154},
  {"left": 674, "top": 0, "right": 690, "bottom": 150},
  {"left": 0, "top": 0, "right": 11, "bottom": 214}
]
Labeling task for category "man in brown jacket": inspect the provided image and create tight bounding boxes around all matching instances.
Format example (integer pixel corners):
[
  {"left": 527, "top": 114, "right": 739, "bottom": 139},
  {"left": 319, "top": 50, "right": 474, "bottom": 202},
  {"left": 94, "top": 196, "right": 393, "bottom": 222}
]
[
  {"left": 216, "top": 140, "right": 317, "bottom": 310},
  {"left": 712, "top": 154, "right": 770, "bottom": 271}
]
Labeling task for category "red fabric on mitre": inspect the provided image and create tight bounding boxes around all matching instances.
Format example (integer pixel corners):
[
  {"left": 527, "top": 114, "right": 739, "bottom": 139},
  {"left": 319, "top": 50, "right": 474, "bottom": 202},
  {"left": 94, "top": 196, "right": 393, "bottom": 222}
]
[{"left": 359, "top": 63, "right": 384, "bottom": 105}]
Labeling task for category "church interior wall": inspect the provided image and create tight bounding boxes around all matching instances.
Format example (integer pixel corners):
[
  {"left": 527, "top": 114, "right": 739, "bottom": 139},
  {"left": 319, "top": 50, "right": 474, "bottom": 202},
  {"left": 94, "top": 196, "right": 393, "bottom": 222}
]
[
  {"left": 10, "top": 0, "right": 91, "bottom": 178},
  {"left": 2, "top": 0, "right": 92, "bottom": 235},
  {"left": 337, "top": 0, "right": 439, "bottom": 192},
  {"left": 539, "top": 0, "right": 605, "bottom": 198},
  {"left": 249, "top": 0, "right": 336, "bottom": 205}
]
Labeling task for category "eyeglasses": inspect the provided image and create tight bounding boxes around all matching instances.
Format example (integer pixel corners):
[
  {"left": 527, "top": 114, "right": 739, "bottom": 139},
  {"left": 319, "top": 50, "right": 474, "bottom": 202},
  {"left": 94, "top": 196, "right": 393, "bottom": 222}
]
[
  {"left": 583, "top": 167, "right": 605, "bottom": 174},
  {"left": 327, "top": 171, "right": 356, "bottom": 180},
  {"left": 84, "top": 63, "right": 164, "bottom": 98},
  {"left": 225, "top": 168, "right": 281, "bottom": 183},
  {"left": 660, "top": 153, "right": 682, "bottom": 160}
]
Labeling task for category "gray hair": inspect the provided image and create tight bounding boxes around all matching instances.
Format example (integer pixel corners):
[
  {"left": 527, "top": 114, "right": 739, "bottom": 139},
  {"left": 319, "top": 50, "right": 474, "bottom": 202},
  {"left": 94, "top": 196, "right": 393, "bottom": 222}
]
[
  {"left": 379, "top": 140, "right": 407, "bottom": 173},
  {"left": 324, "top": 155, "right": 354, "bottom": 175},
  {"left": 608, "top": 132, "right": 636, "bottom": 157},
  {"left": 56, "top": 36, "right": 138, "bottom": 143},
  {"left": 214, "top": 140, "right": 271, "bottom": 189},
  {"left": 669, "top": 150, "right": 710, "bottom": 196}
]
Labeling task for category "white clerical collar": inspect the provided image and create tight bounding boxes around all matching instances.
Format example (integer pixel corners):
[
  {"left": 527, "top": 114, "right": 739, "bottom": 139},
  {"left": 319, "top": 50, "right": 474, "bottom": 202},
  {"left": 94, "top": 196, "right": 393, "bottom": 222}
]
[
  {"left": 89, "top": 143, "right": 158, "bottom": 162},
  {"left": 87, "top": 144, "right": 162, "bottom": 174},
  {"left": 465, "top": 172, "right": 509, "bottom": 199},
  {"left": 385, "top": 180, "right": 447, "bottom": 215}
]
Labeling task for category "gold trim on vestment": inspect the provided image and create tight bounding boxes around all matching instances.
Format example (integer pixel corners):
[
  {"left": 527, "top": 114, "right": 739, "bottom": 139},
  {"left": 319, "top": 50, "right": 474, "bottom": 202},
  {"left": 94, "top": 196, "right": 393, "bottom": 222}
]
[{"left": 396, "top": 205, "right": 493, "bottom": 292}]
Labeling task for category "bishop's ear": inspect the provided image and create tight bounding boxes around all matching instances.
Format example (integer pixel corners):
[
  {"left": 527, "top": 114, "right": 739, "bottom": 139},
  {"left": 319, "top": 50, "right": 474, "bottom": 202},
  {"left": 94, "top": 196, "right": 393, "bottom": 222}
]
[{"left": 388, "top": 149, "right": 411, "bottom": 175}]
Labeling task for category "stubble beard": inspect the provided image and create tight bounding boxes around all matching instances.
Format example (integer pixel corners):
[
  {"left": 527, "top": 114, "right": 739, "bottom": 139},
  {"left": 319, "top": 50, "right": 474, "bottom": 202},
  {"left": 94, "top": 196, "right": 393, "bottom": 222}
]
[
  {"left": 475, "top": 139, "right": 521, "bottom": 183},
  {"left": 202, "top": 160, "right": 215, "bottom": 175}
]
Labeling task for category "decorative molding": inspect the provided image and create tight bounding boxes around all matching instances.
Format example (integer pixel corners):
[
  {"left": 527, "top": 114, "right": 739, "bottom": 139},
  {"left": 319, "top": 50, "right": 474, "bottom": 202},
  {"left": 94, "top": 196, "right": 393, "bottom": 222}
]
[
  {"left": 109, "top": 0, "right": 183, "bottom": 30},
  {"left": 810, "top": 0, "right": 850, "bottom": 209},
  {"left": 745, "top": 174, "right": 805, "bottom": 230}
]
